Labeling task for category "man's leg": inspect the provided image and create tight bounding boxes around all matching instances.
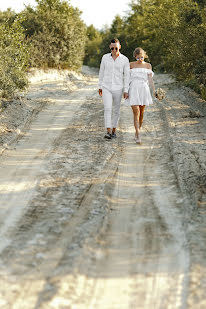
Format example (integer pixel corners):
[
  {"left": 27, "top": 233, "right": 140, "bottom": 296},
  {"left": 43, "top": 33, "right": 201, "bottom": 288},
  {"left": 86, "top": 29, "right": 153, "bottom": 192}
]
[
  {"left": 112, "top": 90, "right": 123, "bottom": 135},
  {"left": 102, "top": 88, "right": 112, "bottom": 138}
]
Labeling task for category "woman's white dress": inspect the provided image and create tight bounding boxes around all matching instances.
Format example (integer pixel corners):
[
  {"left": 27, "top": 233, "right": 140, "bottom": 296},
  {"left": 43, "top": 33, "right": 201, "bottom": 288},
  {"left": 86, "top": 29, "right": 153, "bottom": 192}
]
[{"left": 125, "top": 68, "right": 154, "bottom": 106}]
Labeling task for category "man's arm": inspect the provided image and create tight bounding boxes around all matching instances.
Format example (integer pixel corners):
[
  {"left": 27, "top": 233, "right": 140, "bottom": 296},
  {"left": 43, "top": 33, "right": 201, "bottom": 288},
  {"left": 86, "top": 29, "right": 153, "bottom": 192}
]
[
  {"left": 123, "top": 58, "right": 130, "bottom": 98},
  {"left": 98, "top": 56, "right": 105, "bottom": 96}
]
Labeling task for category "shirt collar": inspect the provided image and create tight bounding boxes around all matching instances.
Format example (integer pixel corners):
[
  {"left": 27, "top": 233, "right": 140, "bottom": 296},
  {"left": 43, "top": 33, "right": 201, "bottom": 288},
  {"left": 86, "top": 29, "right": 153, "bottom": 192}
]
[{"left": 110, "top": 52, "right": 122, "bottom": 57}]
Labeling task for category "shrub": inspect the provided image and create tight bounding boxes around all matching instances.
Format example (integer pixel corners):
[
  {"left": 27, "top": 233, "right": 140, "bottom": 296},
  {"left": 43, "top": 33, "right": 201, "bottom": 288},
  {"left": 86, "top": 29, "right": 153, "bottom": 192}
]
[
  {"left": 20, "top": 0, "right": 87, "bottom": 70},
  {"left": 94, "top": 0, "right": 206, "bottom": 100},
  {"left": 0, "top": 17, "right": 29, "bottom": 98},
  {"left": 84, "top": 25, "right": 103, "bottom": 67}
]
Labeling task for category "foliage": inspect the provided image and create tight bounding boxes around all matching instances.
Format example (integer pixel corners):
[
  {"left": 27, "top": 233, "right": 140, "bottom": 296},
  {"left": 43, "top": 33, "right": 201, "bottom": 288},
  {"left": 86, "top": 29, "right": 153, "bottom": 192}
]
[
  {"left": 0, "top": 8, "right": 16, "bottom": 25},
  {"left": 20, "top": 0, "right": 87, "bottom": 69},
  {"left": 0, "top": 17, "right": 29, "bottom": 98},
  {"left": 85, "top": 0, "right": 206, "bottom": 99},
  {"left": 84, "top": 25, "right": 103, "bottom": 67},
  {"left": 0, "top": 0, "right": 205, "bottom": 99}
]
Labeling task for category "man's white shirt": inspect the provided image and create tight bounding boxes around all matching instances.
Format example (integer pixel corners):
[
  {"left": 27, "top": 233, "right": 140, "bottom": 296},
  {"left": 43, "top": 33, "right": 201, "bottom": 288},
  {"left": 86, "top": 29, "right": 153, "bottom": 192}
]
[{"left": 99, "top": 53, "right": 130, "bottom": 92}]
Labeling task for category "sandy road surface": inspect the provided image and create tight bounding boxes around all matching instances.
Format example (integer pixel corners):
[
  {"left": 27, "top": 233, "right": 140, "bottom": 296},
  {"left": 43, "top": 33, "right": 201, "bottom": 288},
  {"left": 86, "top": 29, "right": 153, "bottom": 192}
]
[{"left": 0, "top": 67, "right": 205, "bottom": 308}]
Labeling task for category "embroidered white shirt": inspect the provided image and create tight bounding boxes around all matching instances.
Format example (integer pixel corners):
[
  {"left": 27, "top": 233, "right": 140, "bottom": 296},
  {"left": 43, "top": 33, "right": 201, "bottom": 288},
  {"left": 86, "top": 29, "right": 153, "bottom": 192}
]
[{"left": 99, "top": 53, "right": 130, "bottom": 92}]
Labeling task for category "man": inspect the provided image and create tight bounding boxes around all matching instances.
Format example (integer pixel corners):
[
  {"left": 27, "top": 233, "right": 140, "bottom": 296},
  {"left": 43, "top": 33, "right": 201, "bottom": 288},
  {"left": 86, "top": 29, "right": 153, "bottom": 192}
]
[{"left": 99, "top": 38, "right": 130, "bottom": 139}]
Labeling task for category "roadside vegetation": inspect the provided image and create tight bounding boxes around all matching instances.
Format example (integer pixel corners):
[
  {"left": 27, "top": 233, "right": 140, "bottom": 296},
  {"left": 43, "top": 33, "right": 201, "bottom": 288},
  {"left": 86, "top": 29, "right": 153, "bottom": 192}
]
[
  {"left": 85, "top": 0, "right": 206, "bottom": 100},
  {"left": 0, "top": 0, "right": 205, "bottom": 100},
  {"left": 0, "top": 16, "right": 29, "bottom": 99},
  {"left": 0, "top": 0, "right": 86, "bottom": 100}
]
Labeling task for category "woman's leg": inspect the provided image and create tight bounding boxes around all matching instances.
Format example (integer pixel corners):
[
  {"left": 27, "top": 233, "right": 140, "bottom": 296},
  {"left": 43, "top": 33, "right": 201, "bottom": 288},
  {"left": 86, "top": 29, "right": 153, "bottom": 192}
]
[
  {"left": 131, "top": 106, "right": 140, "bottom": 137},
  {"left": 139, "top": 105, "right": 146, "bottom": 129}
]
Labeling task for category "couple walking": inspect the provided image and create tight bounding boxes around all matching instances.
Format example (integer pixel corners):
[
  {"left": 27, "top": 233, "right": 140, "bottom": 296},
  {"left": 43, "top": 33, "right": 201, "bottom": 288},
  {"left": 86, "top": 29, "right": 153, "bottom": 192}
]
[{"left": 98, "top": 38, "right": 156, "bottom": 143}]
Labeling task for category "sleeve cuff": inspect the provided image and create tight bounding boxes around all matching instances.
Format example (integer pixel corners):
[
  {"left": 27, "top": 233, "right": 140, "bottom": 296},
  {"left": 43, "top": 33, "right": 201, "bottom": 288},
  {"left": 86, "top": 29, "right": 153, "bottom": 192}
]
[{"left": 124, "top": 88, "right": 129, "bottom": 93}]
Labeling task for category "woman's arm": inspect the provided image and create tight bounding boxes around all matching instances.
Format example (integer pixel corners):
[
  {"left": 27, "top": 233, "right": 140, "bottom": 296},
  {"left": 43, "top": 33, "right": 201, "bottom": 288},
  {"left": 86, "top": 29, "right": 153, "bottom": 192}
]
[{"left": 147, "top": 64, "right": 155, "bottom": 95}]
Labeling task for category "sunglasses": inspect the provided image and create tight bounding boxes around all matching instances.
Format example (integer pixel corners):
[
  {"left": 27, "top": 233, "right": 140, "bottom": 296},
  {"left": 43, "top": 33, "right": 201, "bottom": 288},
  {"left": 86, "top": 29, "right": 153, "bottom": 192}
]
[
  {"left": 136, "top": 57, "right": 144, "bottom": 60},
  {"left": 111, "top": 47, "right": 118, "bottom": 51}
]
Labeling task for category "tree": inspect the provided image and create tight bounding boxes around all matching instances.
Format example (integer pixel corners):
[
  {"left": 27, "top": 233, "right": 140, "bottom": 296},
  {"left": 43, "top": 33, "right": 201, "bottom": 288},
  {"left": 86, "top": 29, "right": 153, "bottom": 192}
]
[
  {"left": 20, "top": 0, "right": 87, "bottom": 69},
  {"left": 0, "top": 8, "right": 16, "bottom": 25},
  {"left": 84, "top": 25, "right": 103, "bottom": 67},
  {"left": 0, "top": 17, "right": 29, "bottom": 98},
  {"left": 122, "top": 0, "right": 206, "bottom": 97},
  {"left": 93, "top": 0, "right": 206, "bottom": 98}
]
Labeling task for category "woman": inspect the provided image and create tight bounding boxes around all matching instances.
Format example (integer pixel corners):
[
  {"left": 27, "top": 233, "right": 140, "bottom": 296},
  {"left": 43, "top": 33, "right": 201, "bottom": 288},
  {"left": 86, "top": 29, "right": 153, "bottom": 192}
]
[{"left": 125, "top": 47, "right": 156, "bottom": 143}]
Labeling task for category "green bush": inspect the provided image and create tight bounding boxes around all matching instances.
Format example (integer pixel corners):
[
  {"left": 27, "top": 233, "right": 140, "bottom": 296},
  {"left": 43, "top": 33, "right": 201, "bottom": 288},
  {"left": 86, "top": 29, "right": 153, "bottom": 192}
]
[
  {"left": 20, "top": 0, "right": 87, "bottom": 70},
  {"left": 84, "top": 25, "right": 103, "bottom": 67},
  {"left": 0, "top": 8, "right": 16, "bottom": 25},
  {"left": 89, "top": 0, "right": 206, "bottom": 100},
  {"left": 0, "top": 17, "right": 29, "bottom": 98}
]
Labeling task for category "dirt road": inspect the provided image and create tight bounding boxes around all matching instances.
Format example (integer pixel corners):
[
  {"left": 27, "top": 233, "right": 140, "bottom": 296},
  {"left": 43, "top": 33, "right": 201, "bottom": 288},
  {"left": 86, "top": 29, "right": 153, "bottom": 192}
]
[{"left": 0, "top": 67, "right": 205, "bottom": 308}]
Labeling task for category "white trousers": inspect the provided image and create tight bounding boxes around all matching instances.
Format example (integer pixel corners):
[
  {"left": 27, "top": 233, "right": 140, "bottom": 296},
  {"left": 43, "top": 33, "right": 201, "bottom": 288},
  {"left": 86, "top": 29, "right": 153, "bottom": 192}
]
[{"left": 102, "top": 88, "right": 123, "bottom": 129}]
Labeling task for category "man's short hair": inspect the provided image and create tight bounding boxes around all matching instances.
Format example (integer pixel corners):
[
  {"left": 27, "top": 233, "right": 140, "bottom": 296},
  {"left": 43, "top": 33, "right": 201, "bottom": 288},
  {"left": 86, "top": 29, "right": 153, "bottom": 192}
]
[{"left": 110, "top": 38, "right": 120, "bottom": 45}]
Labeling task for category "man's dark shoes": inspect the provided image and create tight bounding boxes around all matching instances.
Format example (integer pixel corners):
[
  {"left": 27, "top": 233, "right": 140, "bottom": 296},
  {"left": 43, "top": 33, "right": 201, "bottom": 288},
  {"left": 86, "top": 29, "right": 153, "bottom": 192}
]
[
  {"left": 111, "top": 132, "right": 117, "bottom": 138},
  {"left": 104, "top": 132, "right": 112, "bottom": 139}
]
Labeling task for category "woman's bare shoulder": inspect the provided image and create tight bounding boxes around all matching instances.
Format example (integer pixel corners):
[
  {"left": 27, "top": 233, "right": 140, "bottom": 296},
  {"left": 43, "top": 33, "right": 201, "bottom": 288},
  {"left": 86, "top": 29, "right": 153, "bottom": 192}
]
[
  {"left": 130, "top": 62, "right": 136, "bottom": 69},
  {"left": 146, "top": 63, "right": 152, "bottom": 69}
]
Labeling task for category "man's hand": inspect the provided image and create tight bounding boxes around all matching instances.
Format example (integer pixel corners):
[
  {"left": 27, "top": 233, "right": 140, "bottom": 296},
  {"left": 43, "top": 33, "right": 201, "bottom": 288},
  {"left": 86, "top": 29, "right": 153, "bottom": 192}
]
[
  {"left": 99, "top": 89, "right": 103, "bottom": 96},
  {"left": 123, "top": 92, "right": 129, "bottom": 99}
]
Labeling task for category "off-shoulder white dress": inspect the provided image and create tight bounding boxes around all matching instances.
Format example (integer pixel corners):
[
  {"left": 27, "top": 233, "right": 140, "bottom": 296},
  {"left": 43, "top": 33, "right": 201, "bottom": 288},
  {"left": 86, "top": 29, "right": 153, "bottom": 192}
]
[{"left": 125, "top": 68, "right": 154, "bottom": 106}]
